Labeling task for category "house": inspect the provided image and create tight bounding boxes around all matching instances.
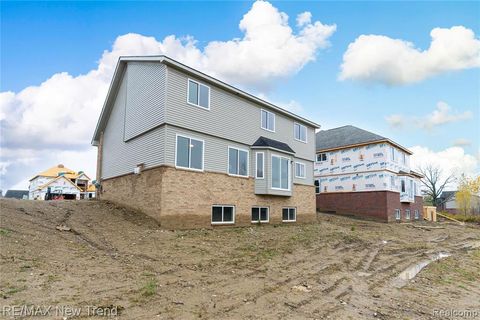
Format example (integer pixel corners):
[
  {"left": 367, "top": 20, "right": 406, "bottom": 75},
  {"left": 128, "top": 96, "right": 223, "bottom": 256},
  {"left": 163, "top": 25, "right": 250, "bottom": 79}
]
[
  {"left": 91, "top": 55, "right": 319, "bottom": 229},
  {"left": 28, "top": 164, "right": 94, "bottom": 200},
  {"left": 438, "top": 191, "right": 480, "bottom": 215},
  {"left": 4, "top": 190, "right": 29, "bottom": 199},
  {"left": 314, "top": 126, "right": 423, "bottom": 222}
]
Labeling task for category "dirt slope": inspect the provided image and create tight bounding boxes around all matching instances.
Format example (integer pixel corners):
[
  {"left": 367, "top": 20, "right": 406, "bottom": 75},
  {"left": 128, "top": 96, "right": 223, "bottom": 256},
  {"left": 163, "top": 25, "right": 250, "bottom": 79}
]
[{"left": 0, "top": 198, "right": 479, "bottom": 319}]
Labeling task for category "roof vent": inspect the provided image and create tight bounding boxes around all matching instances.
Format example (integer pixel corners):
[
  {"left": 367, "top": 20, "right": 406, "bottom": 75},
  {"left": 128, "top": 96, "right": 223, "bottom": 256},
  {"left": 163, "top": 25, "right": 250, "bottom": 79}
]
[{"left": 58, "top": 164, "right": 64, "bottom": 168}]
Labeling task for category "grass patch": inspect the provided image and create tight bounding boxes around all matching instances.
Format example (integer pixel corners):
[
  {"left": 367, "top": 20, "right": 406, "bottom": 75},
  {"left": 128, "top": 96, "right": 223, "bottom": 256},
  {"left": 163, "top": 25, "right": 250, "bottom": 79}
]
[
  {"left": 0, "top": 228, "right": 11, "bottom": 236},
  {"left": 140, "top": 279, "right": 157, "bottom": 297},
  {"left": 4, "top": 286, "right": 27, "bottom": 295}
]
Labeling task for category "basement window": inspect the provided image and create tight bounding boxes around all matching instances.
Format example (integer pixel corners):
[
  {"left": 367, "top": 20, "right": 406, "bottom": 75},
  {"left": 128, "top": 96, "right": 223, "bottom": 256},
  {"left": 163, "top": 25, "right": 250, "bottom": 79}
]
[
  {"left": 282, "top": 207, "right": 296, "bottom": 222},
  {"left": 211, "top": 205, "right": 235, "bottom": 224},
  {"left": 414, "top": 210, "right": 419, "bottom": 220},
  {"left": 251, "top": 207, "right": 269, "bottom": 223},
  {"left": 405, "top": 209, "right": 411, "bottom": 220},
  {"left": 395, "top": 209, "right": 401, "bottom": 220}
]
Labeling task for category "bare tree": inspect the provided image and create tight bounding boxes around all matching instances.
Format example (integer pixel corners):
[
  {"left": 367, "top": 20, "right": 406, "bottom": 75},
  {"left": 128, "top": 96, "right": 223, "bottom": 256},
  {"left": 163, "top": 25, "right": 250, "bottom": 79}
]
[{"left": 417, "top": 164, "right": 455, "bottom": 206}]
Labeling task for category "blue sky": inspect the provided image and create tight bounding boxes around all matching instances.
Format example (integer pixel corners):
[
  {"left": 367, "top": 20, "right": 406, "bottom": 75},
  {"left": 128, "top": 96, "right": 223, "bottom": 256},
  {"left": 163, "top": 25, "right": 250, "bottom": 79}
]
[{"left": 1, "top": 1, "right": 479, "bottom": 190}]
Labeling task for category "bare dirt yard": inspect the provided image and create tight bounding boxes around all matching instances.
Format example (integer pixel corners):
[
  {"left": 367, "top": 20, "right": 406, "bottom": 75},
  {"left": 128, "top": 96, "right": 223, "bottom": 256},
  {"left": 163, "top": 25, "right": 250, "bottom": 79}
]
[{"left": 1, "top": 198, "right": 479, "bottom": 319}]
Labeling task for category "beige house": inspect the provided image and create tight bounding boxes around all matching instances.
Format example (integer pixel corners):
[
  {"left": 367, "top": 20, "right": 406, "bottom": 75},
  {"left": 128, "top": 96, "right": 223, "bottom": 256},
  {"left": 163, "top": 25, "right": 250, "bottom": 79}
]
[{"left": 91, "top": 56, "right": 319, "bottom": 229}]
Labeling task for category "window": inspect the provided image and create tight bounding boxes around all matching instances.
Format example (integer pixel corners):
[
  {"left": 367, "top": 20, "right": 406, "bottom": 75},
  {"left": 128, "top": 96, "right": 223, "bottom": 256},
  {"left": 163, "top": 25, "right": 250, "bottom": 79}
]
[
  {"left": 402, "top": 152, "right": 406, "bottom": 165},
  {"left": 228, "top": 147, "right": 248, "bottom": 177},
  {"left": 261, "top": 109, "right": 275, "bottom": 132},
  {"left": 272, "top": 155, "right": 290, "bottom": 190},
  {"left": 390, "top": 176, "right": 395, "bottom": 188},
  {"left": 187, "top": 79, "right": 210, "bottom": 109},
  {"left": 314, "top": 179, "right": 320, "bottom": 194},
  {"left": 251, "top": 207, "right": 269, "bottom": 223},
  {"left": 414, "top": 210, "right": 419, "bottom": 220},
  {"left": 211, "top": 205, "right": 235, "bottom": 224},
  {"left": 294, "top": 123, "right": 307, "bottom": 143},
  {"left": 401, "top": 179, "right": 406, "bottom": 192},
  {"left": 256, "top": 152, "right": 264, "bottom": 179},
  {"left": 176, "top": 135, "right": 204, "bottom": 170},
  {"left": 316, "top": 153, "right": 327, "bottom": 162},
  {"left": 390, "top": 146, "right": 395, "bottom": 161},
  {"left": 282, "top": 207, "right": 296, "bottom": 222},
  {"left": 295, "top": 162, "right": 306, "bottom": 179},
  {"left": 405, "top": 209, "right": 411, "bottom": 220},
  {"left": 395, "top": 209, "right": 401, "bottom": 220}
]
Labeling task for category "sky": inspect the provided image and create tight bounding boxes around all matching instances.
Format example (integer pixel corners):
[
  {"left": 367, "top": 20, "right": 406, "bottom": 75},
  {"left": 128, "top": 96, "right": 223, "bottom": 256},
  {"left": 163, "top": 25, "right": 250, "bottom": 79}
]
[{"left": 1, "top": 0, "right": 479, "bottom": 191}]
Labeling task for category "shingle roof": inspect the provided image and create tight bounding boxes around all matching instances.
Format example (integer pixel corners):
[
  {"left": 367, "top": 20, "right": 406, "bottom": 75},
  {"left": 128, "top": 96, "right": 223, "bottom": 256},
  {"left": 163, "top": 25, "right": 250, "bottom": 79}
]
[
  {"left": 4, "top": 190, "right": 29, "bottom": 199},
  {"left": 316, "top": 126, "right": 386, "bottom": 151},
  {"left": 252, "top": 136, "right": 295, "bottom": 154}
]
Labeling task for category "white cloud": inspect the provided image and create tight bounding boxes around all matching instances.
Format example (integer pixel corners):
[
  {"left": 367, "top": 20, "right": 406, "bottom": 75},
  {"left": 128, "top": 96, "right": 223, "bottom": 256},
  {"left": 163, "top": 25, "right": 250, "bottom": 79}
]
[
  {"left": 256, "top": 93, "right": 304, "bottom": 115},
  {"left": 385, "top": 114, "right": 406, "bottom": 128},
  {"left": 386, "top": 101, "right": 473, "bottom": 130},
  {"left": 410, "top": 146, "right": 479, "bottom": 189},
  {"left": 340, "top": 26, "right": 480, "bottom": 85},
  {"left": 297, "top": 11, "right": 312, "bottom": 27},
  {"left": 420, "top": 101, "right": 472, "bottom": 130},
  {"left": 0, "top": 1, "right": 336, "bottom": 190},
  {"left": 453, "top": 138, "right": 471, "bottom": 147}
]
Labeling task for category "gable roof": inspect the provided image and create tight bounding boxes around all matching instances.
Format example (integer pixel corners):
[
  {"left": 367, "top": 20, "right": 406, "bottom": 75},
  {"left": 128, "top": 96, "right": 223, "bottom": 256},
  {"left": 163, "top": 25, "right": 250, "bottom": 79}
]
[
  {"left": 4, "top": 190, "right": 29, "bottom": 199},
  {"left": 252, "top": 136, "right": 295, "bottom": 154},
  {"left": 91, "top": 55, "right": 320, "bottom": 146},
  {"left": 316, "top": 125, "right": 412, "bottom": 154},
  {"left": 36, "top": 175, "right": 83, "bottom": 192},
  {"left": 30, "top": 164, "right": 90, "bottom": 181}
]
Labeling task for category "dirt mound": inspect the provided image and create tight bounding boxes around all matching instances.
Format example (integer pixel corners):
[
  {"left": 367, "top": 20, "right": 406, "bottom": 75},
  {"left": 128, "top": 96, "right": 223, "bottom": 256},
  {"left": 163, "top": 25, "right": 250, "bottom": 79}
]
[{"left": 1, "top": 198, "right": 479, "bottom": 319}]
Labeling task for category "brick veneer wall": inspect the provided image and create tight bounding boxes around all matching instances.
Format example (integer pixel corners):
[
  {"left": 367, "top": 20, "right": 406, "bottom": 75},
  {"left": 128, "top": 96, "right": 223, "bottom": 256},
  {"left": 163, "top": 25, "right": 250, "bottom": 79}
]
[
  {"left": 101, "top": 166, "right": 316, "bottom": 229},
  {"left": 316, "top": 191, "right": 423, "bottom": 223}
]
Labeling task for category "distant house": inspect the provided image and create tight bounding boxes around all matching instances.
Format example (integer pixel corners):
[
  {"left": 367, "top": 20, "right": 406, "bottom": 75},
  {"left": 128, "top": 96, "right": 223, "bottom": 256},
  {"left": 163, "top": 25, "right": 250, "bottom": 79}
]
[
  {"left": 28, "top": 164, "right": 95, "bottom": 200},
  {"left": 4, "top": 190, "right": 29, "bottom": 200},
  {"left": 314, "top": 126, "right": 423, "bottom": 222},
  {"left": 438, "top": 191, "right": 480, "bottom": 215}
]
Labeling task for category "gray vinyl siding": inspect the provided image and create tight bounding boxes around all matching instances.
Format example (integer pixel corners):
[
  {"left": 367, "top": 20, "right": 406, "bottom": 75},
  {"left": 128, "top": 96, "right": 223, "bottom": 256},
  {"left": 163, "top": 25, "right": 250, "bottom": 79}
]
[
  {"left": 165, "top": 66, "right": 315, "bottom": 162},
  {"left": 101, "top": 61, "right": 315, "bottom": 190},
  {"left": 124, "top": 62, "right": 166, "bottom": 141},
  {"left": 102, "top": 69, "right": 166, "bottom": 179}
]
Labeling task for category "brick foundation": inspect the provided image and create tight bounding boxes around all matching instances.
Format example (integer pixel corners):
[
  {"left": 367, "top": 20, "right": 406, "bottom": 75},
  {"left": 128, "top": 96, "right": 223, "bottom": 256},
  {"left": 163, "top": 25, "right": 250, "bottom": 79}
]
[
  {"left": 316, "top": 191, "right": 423, "bottom": 223},
  {"left": 100, "top": 166, "right": 316, "bottom": 229}
]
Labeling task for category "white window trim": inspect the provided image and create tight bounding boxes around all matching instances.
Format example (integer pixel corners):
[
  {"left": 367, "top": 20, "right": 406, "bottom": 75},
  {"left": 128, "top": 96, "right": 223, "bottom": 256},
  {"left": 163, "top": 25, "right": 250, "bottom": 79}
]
[
  {"left": 294, "top": 161, "right": 306, "bottom": 179},
  {"left": 293, "top": 122, "right": 307, "bottom": 143},
  {"left": 395, "top": 209, "right": 401, "bottom": 220},
  {"left": 187, "top": 78, "right": 211, "bottom": 110},
  {"left": 211, "top": 205, "right": 235, "bottom": 225},
  {"left": 227, "top": 146, "right": 250, "bottom": 178},
  {"left": 174, "top": 134, "right": 205, "bottom": 172},
  {"left": 414, "top": 209, "right": 419, "bottom": 220},
  {"left": 251, "top": 206, "right": 269, "bottom": 223},
  {"left": 405, "top": 209, "right": 411, "bottom": 220},
  {"left": 282, "top": 207, "right": 297, "bottom": 222},
  {"left": 271, "top": 154, "right": 291, "bottom": 191},
  {"left": 260, "top": 109, "right": 275, "bottom": 132},
  {"left": 255, "top": 152, "right": 265, "bottom": 179}
]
